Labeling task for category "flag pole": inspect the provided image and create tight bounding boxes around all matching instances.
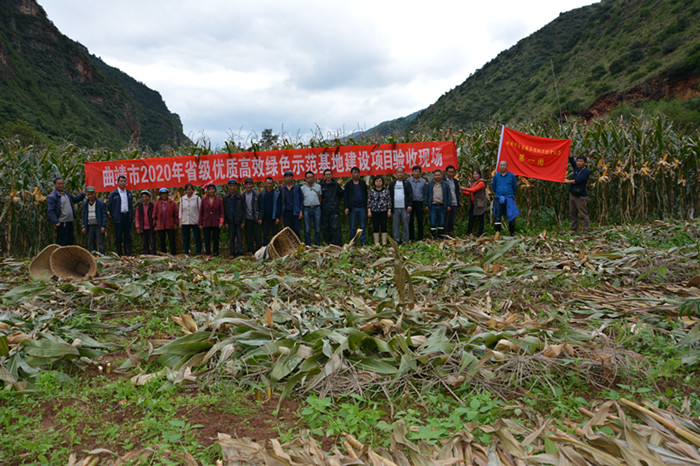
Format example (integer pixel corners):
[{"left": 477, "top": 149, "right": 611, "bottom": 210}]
[
  {"left": 550, "top": 59, "right": 563, "bottom": 126},
  {"left": 496, "top": 125, "right": 506, "bottom": 167}
]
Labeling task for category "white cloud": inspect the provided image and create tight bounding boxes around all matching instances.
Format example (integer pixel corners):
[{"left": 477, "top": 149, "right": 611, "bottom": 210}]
[{"left": 39, "top": 0, "right": 598, "bottom": 148}]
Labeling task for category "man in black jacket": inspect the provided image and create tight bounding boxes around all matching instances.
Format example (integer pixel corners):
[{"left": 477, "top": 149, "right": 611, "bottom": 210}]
[
  {"left": 343, "top": 167, "right": 367, "bottom": 246},
  {"left": 46, "top": 177, "right": 85, "bottom": 246},
  {"left": 106, "top": 175, "right": 134, "bottom": 255},
  {"left": 564, "top": 155, "right": 591, "bottom": 232},
  {"left": 321, "top": 169, "right": 343, "bottom": 246},
  {"left": 389, "top": 167, "right": 413, "bottom": 244},
  {"left": 223, "top": 179, "right": 245, "bottom": 257}
]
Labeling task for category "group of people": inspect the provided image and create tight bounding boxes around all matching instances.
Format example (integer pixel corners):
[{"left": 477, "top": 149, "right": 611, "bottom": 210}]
[{"left": 47, "top": 156, "right": 590, "bottom": 257}]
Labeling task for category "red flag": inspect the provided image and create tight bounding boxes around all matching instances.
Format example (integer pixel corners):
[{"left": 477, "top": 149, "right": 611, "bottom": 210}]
[{"left": 496, "top": 127, "right": 571, "bottom": 182}]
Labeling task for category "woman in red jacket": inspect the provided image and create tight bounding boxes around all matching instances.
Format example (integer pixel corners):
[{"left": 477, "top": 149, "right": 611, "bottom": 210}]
[
  {"left": 153, "top": 188, "right": 179, "bottom": 254},
  {"left": 461, "top": 169, "right": 487, "bottom": 237},
  {"left": 135, "top": 190, "right": 156, "bottom": 255},
  {"left": 198, "top": 184, "right": 224, "bottom": 256}
]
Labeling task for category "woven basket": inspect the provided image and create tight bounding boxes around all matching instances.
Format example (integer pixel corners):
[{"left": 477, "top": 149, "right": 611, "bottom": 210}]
[
  {"left": 267, "top": 227, "right": 302, "bottom": 259},
  {"left": 28, "top": 244, "right": 60, "bottom": 280},
  {"left": 49, "top": 245, "right": 97, "bottom": 281}
]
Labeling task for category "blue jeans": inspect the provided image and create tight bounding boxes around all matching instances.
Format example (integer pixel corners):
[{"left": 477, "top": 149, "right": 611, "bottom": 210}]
[
  {"left": 303, "top": 206, "right": 322, "bottom": 246},
  {"left": 283, "top": 210, "right": 302, "bottom": 240},
  {"left": 348, "top": 207, "right": 367, "bottom": 245},
  {"left": 429, "top": 205, "right": 445, "bottom": 238},
  {"left": 182, "top": 224, "right": 202, "bottom": 255},
  {"left": 494, "top": 201, "right": 515, "bottom": 235}
]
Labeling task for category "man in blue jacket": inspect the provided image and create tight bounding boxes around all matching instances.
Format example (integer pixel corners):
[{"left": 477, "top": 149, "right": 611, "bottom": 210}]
[
  {"left": 258, "top": 177, "right": 280, "bottom": 245},
  {"left": 80, "top": 186, "right": 108, "bottom": 254},
  {"left": 47, "top": 177, "right": 86, "bottom": 246},
  {"left": 107, "top": 175, "right": 134, "bottom": 255},
  {"left": 492, "top": 160, "right": 519, "bottom": 235},
  {"left": 564, "top": 155, "right": 590, "bottom": 232},
  {"left": 277, "top": 171, "right": 304, "bottom": 240},
  {"left": 424, "top": 170, "right": 452, "bottom": 239}
]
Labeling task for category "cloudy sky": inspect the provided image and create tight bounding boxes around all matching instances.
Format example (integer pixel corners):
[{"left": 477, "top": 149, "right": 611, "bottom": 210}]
[{"left": 41, "top": 0, "right": 597, "bottom": 148}]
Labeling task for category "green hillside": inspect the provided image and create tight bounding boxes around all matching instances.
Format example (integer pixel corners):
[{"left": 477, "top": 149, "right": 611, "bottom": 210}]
[
  {"left": 0, "top": 0, "right": 189, "bottom": 149},
  {"left": 370, "top": 0, "right": 700, "bottom": 135}
]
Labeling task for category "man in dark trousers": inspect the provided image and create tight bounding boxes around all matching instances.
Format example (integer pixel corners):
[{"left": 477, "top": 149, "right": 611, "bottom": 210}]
[
  {"left": 258, "top": 177, "right": 279, "bottom": 245},
  {"left": 241, "top": 177, "right": 261, "bottom": 253},
  {"left": 565, "top": 155, "right": 591, "bottom": 232},
  {"left": 47, "top": 177, "right": 85, "bottom": 246},
  {"left": 424, "top": 169, "right": 452, "bottom": 239},
  {"left": 443, "top": 165, "right": 460, "bottom": 237},
  {"left": 223, "top": 179, "right": 244, "bottom": 257},
  {"left": 107, "top": 175, "right": 134, "bottom": 255},
  {"left": 320, "top": 169, "right": 343, "bottom": 246},
  {"left": 80, "top": 186, "right": 107, "bottom": 254},
  {"left": 408, "top": 165, "right": 427, "bottom": 241},
  {"left": 277, "top": 171, "right": 304, "bottom": 239},
  {"left": 343, "top": 167, "right": 368, "bottom": 246}
]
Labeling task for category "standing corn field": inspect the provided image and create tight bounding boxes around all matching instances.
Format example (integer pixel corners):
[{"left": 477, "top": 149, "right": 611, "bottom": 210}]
[{"left": 0, "top": 115, "right": 697, "bottom": 256}]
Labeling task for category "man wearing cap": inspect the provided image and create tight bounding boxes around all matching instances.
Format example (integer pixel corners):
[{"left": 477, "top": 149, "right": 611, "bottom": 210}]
[
  {"left": 257, "top": 177, "right": 279, "bottom": 245},
  {"left": 343, "top": 167, "right": 368, "bottom": 246},
  {"left": 276, "top": 171, "right": 303, "bottom": 239},
  {"left": 223, "top": 180, "right": 244, "bottom": 257},
  {"left": 107, "top": 175, "right": 134, "bottom": 255},
  {"left": 241, "top": 178, "right": 261, "bottom": 253},
  {"left": 47, "top": 177, "right": 86, "bottom": 246},
  {"left": 301, "top": 171, "right": 322, "bottom": 246},
  {"left": 320, "top": 169, "right": 343, "bottom": 246},
  {"left": 80, "top": 186, "right": 107, "bottom": 254},
  {"left": 135, "top": 190, "right": 156, "bottom": 255},
  {"left": 153, "top": 188, "right": 179, "bottom": 255}
]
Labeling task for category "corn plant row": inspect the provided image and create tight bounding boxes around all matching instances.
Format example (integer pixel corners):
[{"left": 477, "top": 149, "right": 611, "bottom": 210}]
[{"left": 0, "top": 115, "right": 697, "bottom": 256}]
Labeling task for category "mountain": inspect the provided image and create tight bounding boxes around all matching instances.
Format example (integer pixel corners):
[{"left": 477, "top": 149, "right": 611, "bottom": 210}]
[
  {"left": 362, "top": 0, "right": 700, "bottom": 136},
  {"left": 0, "top": 0, "right": 189, "bottom": 149}
]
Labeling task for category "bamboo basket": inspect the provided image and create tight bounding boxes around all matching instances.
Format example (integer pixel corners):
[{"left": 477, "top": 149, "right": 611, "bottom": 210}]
[
  {"left": 266, "top": 227, "right": 302, "bottom": 259},
  {"left": 28, "top": 244, "right": 60, "bottom": 279},
  {"left": 49, "top": 245, "right": 97, "bottom": 281}
]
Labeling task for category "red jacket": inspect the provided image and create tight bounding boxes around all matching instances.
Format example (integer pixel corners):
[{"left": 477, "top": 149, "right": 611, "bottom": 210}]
[
  {"left": 461, "top": 180, "right": 486, "bottom": 202},
  {"left": 135, "top": 201, "right": 154, "bottom": 232},
  {"left": 152, "top": 199, "right": 179, "bottom": 230},
  {"left": 199, "top": 196, "right": 224, "bottom": 228}
]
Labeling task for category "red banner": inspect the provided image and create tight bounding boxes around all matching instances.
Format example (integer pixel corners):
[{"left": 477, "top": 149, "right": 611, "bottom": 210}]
[
  {"left": 496, "top": 127, "right": 571, "bottom": 182},
  {"left": 85, "top": 141, "right": 458, "bottom": 192}
]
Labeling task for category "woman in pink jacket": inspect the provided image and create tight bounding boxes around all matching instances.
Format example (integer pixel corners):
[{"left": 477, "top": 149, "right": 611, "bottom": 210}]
[
  {"left": 198, "top": 184, "right": 224, "bottom": 256},
  {"left": 152, "top": 188, "right": 179, "bottom": 254}
]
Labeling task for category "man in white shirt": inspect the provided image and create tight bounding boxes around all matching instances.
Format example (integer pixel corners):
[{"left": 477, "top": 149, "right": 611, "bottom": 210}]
[
  {"left": 389, "top": 167, "right": 414, "bottom": 244},
  {"left": 300, "top": 171, "right": 322, "bottom": 246},
  {"left": 107, "top": 175, "right": 134, "bottom": 255}
]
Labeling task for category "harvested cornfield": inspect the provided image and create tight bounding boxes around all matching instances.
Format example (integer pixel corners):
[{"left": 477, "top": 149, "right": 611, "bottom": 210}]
[{"left": 1, "top": 220, "right": 698, "bottom": 464}]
